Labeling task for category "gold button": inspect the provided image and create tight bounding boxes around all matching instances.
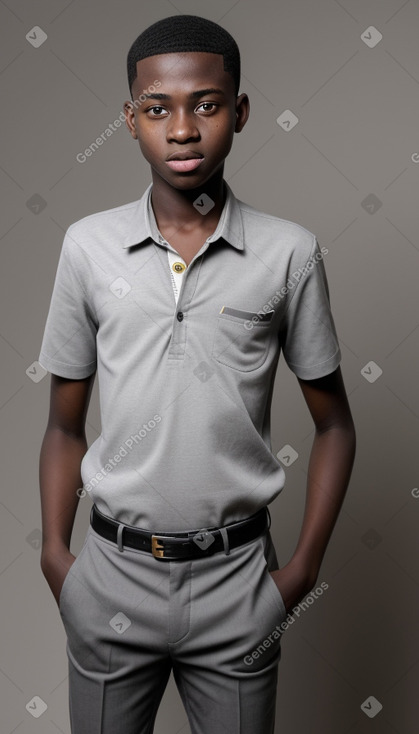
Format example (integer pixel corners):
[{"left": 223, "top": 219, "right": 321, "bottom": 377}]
[{"left": 172, "top": 261, "right": 186, "bottom": 273}]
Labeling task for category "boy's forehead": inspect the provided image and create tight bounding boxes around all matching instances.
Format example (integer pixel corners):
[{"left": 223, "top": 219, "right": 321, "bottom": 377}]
[{"left": 133, "top": 51, "right": 233, "bottom": 94}]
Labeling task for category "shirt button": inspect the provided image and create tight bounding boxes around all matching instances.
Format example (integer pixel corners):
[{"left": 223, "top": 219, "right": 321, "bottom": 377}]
[
  {"left": 177, "top": 311, "right": 184, "bottom": 322},
  {"left": 173, "top": 261, "right": 186, "bottom": 273}
]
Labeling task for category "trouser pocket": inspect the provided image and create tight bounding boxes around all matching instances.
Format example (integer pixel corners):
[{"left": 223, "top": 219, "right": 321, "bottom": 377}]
[
  {"left": 58, "top": 527, "right": 92, "bottom": 612},
  {"left": 257, "top": 532, "right": 288, "bottom": 626}
]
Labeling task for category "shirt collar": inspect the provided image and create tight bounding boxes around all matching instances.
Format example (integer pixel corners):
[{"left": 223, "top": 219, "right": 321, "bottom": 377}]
[{"left": 120, "top": 180, "right": 244, "bottom": 251}]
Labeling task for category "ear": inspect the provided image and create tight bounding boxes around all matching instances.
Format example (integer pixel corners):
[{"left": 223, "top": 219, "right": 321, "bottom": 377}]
[
  {"left": 123, "top": 100, "right": 138, "bottom": 140},
  {"left": 235, "top": 93, "right": 250, "bottom": 133}
]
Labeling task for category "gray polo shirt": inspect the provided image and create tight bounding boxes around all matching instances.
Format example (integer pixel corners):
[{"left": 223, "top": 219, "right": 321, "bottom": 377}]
[{"left": 38, "top": 180, "right": 341, "bottom": 531}]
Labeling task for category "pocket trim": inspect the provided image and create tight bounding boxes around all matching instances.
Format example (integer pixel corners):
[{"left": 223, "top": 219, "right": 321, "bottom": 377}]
[
  {"left": 58, "top": 531, "right": 91, "bottom": 612},
  {"left": 219, "top": 305, "right": 274, "bottom": 323},
  {"left": 265, "top": 567, "right": 287, "bottom": 619},
  {"left": 258, "top": 538, "right": 288, "bottom": 622}
]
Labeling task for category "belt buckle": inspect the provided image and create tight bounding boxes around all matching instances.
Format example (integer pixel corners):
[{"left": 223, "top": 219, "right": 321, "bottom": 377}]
[
  {"left": 151, "top": 534, "right": 190, "bottom": 560},
  {"left": 151, "top": 535, "right": 166, "bottom": 558}
]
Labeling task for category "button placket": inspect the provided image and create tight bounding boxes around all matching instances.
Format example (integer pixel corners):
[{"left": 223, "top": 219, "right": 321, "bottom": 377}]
[
  {"left": 168, "top": 264, "right": 197, "bottom": 360},
  {"left": 154, "top": 237, "right": 210, "bottom": 361}
]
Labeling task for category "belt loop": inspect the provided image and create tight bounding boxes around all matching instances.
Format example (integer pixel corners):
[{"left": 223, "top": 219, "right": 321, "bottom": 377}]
[
  {"left": 117, "top": 523, "right": 126, "bottom": 552},
  {"left": 266, "top": 506, "right": 272, "bottom": 530},
  {"left": 219, "top": 526, "right": 230, "bottom": 556}
]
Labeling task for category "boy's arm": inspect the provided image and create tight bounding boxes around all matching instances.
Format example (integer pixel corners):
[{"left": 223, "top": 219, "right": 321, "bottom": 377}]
[
  {"left": 39, "top": 372, "right": 95, "bottom": 606},
  {"left": 269, "top": 366, "right": 356, "bottom": 612}
]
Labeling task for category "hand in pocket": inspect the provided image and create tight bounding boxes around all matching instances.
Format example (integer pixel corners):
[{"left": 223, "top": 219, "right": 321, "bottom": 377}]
[
  {"left": 41, "top": 548, "right": 77, "bottom": 607},
  {"left": 269, "top": 561, "right": 314, "bottom": 615}
]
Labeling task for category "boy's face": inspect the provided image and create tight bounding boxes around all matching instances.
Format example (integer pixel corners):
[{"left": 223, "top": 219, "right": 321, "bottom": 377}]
[{"left": 124, "top": 52, "right": 249, "bottom": 190}]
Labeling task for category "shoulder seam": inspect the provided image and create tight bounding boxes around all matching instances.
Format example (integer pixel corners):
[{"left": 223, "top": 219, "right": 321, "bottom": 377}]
[
  {"left": 66, "top": 198, "right": 141, "bottom": 234},
  {"left": 237, "top": 202, "right": 315, "bottom": 239}
]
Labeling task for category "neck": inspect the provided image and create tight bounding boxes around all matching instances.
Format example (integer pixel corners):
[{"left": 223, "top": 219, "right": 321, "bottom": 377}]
[{"left": 150, "top": 168, "right": 226, "bottom": 233}]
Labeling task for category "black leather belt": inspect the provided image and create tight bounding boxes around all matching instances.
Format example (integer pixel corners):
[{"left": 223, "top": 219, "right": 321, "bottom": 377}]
[{"left": 90, "top": 504, "right": 270, "bottom": 560}]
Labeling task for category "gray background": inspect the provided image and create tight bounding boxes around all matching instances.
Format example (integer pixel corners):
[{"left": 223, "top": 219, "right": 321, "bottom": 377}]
[{"left": 1, "top": 0, "right": 418, "bottom": 732}]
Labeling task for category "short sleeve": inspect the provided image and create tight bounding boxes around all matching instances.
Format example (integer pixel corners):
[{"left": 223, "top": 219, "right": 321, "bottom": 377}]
[
  {"left": 38, "top": 228, "right": 98, "bottom": 379},
  {"left": 279, "top": 237, "right": 341, "bottom": 379}
]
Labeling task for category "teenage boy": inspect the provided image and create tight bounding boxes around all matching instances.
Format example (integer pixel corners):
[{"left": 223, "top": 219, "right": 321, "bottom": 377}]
[{"left": 39, "top": 14, "right": 356, "bottom": 734}]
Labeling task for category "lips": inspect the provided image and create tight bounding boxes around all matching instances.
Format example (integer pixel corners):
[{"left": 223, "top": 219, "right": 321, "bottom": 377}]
[
  {"left": 166, "top": 150, "right": 204, "bottom": 161},
  {"left": 166, "top": 158, "right": 204, "bottom": 172},
  {"left": 165, "top": 150, "right": 205, "bottom": 172}
]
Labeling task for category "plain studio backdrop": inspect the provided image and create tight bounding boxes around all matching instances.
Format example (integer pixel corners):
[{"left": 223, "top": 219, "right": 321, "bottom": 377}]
[{"left": 1, "top": 1, "right": 418, "bottom": 733}]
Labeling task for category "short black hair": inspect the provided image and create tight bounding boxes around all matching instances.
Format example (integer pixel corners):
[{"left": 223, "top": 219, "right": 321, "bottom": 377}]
[{"left": 127, "top": 14, "right": 240, "bottom": 99}]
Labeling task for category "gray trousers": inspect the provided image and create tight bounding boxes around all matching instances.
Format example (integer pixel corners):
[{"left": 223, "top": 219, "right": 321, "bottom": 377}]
[{"left": 58, "top": 510, "right": 288, "bottom": 734}]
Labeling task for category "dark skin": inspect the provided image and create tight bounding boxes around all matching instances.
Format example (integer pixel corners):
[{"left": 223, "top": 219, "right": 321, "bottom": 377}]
[
  {"left": 39, "top": 373, "right": 95, "bottom": 605},
  {"left": 40, "top": 51, "right": 356, "bottom": 614},
  {"left": 123, "top": 52, "right": 249, "bottom": 265}
]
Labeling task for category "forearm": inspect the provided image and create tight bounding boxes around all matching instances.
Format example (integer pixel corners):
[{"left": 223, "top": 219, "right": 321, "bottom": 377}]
[
  {"left": 290, "top": 421, "right": 356, "bottom": 584},
  {"left": 39, "top": 426, "right": 87, "bottom": 556}
]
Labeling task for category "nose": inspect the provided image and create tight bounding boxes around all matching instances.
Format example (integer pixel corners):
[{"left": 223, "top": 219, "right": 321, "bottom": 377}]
[{"left": 166, "top": 109, "right": 200, "bottom": 143}]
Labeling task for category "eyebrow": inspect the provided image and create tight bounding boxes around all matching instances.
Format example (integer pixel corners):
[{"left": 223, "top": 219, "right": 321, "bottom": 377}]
[{"left": 142, "top": 88, "right": 226, "bottom": 101}]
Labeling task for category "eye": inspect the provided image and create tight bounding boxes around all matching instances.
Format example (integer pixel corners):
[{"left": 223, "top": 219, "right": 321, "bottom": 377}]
[
  {"left": 146, "top": 106, "right": 167, "bottom": 117},
  {"left": 145, "top": 102, "right": 217, "bottom": 117},
  {"left": 196, "top": 102, "right": 217, "bottom": 113}
]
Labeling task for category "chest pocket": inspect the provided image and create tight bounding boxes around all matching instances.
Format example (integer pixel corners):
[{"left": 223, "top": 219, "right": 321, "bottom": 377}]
[{"left": 211, "top": 306, "right": 274, "bottom": 372}]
